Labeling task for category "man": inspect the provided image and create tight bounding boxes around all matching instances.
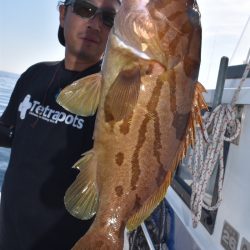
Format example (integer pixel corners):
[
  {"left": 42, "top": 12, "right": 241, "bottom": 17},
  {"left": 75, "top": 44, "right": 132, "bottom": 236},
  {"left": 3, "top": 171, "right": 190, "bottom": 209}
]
[{"left": 0, "top": 0, "right": 120, "bottom": 249}]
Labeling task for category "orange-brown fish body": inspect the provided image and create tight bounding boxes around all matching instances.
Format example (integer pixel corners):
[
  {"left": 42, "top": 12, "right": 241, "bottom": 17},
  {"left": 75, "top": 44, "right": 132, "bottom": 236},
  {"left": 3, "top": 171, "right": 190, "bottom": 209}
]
[{"left": 57, "top": 0, "right": 206, "bottom": 249}]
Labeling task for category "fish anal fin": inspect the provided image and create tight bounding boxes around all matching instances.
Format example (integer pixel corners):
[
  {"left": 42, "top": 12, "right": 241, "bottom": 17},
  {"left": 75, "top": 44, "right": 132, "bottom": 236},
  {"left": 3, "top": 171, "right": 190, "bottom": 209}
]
[
  {"left": 126, "top": 171, "right": 172, "bottom": 231},
  {"left": 104, "top": 65, "right": 141, "bottom": 122},
  {"left": 64, "top": 150, "right": 98, "bottom": 220},
  {"left": 57, "top": 73, "right": 102, "bottom": 116}
]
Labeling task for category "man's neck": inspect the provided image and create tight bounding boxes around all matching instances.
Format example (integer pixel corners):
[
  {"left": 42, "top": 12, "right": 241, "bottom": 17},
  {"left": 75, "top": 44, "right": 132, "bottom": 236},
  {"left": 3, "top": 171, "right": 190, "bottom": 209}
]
[{"left": 64, "top": 56, "right": 100, "bottom": 72}]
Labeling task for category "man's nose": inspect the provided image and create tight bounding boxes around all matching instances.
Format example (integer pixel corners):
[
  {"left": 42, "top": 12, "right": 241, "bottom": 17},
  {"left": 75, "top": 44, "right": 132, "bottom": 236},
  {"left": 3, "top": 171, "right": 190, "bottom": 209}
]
[{"left": 87, "top": 13, "right": 102, "bottom": 31}]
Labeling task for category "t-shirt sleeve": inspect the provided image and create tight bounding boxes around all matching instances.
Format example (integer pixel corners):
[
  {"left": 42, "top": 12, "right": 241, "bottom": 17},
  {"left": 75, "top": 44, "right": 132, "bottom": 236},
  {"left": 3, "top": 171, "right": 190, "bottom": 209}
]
[{"left": 0, "top": 71, "right": 29, "bottom": 127}]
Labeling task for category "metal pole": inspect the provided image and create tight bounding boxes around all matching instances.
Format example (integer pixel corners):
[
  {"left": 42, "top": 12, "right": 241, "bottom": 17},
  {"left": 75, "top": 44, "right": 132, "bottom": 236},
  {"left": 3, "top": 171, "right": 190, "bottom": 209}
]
[
  {"left": 141, "top": 222, "right": 156, "bottom": 250},
  {"left": 212, "top": 56, "right": 229, "bottom": 109},
  {"left": 210, "top": 56, "right": 229, "bottom": 208}
]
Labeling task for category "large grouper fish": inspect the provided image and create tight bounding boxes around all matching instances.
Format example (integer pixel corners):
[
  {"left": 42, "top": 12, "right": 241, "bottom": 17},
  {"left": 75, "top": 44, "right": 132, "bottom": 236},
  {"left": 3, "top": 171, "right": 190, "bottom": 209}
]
[{"left": 57, "top": 0, "right": 207, "bottom": 249}]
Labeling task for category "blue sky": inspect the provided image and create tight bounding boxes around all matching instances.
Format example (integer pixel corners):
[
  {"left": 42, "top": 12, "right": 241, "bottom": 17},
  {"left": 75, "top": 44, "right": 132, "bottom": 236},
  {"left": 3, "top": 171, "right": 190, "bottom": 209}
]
[{"left": 0, "top": 0, "right": 249, "bottom": 89}]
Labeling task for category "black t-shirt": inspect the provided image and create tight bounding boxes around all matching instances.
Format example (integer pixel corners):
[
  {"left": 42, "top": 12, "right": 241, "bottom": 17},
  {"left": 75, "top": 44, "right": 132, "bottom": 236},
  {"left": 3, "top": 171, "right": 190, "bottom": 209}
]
[{"left": 0, "top": 61, "right": 101, "bottom": 250}]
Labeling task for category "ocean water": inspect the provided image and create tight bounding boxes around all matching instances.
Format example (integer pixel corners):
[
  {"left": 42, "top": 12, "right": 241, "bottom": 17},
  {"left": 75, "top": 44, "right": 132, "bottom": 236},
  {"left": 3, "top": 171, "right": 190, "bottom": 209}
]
[{"left": 0, "top": 71, "right": 19, "bottom": 190}]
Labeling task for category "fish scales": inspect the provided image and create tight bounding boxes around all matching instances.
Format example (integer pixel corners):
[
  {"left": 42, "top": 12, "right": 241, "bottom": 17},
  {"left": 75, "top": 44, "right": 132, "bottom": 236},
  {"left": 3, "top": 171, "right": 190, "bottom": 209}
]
[{"left": 57, "top": 0, "right": 207, "bottom": 249}]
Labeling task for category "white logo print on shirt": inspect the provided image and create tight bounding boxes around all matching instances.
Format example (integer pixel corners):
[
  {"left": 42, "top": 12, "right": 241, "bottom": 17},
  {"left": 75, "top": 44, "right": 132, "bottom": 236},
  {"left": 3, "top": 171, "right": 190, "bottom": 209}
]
[
  {"left": 18, "top": 95, "right": 84, "bottom": 129},
  {"left": 18, "top": 95, "right": 32, "bottom": 119}
]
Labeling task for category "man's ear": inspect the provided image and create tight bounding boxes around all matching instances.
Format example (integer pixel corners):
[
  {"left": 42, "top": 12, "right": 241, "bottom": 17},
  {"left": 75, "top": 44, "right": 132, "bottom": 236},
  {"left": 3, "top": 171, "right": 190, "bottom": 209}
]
[{"left": 59, "top": 5, "right": 66, "bottom": 28}]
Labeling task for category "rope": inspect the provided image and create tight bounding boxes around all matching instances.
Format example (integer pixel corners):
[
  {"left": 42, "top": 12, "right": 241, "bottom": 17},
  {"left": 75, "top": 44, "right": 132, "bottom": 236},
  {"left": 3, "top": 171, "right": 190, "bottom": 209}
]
[
  {"left": 189, "top": 105, "right": 240, "bottom": 227},
  {"left": 189, "top": 58, "right": 250, "bottom": 228}
]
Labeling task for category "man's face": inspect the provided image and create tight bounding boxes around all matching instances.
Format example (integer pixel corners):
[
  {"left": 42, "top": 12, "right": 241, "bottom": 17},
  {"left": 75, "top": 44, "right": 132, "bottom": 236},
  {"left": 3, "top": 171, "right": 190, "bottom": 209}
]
[{"left": 60, "top": 0, "right": 120, "bottom": 64}]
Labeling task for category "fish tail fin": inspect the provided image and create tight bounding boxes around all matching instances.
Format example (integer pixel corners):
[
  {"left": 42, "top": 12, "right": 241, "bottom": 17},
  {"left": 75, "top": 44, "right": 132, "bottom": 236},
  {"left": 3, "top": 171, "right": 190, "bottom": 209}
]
[
  {"left": 72, "top": 229, "right": 124, "bottom": 250},
  {"left": 64, "top": 150, "right": 98, "bottom": 220}
]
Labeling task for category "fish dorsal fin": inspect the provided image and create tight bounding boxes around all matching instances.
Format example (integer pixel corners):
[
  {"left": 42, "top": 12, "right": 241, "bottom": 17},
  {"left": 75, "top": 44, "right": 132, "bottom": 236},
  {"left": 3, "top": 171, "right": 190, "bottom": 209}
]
[
  {"left": 104, "top": 64, "right": 141, "bottom": 122},
  {"left": 126, "top": 82, "right": 207, "bottom": 231},
  {"left": 126, "top": 171, "right": 172, "bottom": 231},
  {"left": 64, "top": 150, "right": 98, "bottom": 220},
  {"left": 171, "top": 81, "right": 208, "bottom": 165},
  {"left": 57, "top": 73, "right": 102, "bottom": 116}
]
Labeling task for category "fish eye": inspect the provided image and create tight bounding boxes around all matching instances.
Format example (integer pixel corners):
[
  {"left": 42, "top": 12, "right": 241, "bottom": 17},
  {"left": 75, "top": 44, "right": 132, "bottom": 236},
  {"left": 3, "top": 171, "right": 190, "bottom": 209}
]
[{"left": 187, "top": 7, "right": 201, "bottom": 27}]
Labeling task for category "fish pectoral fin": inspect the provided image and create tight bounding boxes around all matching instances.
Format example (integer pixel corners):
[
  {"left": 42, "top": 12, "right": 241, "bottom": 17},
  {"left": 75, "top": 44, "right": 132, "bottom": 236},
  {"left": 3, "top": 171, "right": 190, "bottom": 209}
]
[
  {"left": 64, "top": 150, "right": 98, "bottom": 220},
  {"left": 104, "top": 65, "right": 141, "bottom": 122},
  {"left": 126, "top": 171, "right": 172, "bottom": 231},
  {"left": 56, "top": 73, "right": 102, "bottom": 116}
]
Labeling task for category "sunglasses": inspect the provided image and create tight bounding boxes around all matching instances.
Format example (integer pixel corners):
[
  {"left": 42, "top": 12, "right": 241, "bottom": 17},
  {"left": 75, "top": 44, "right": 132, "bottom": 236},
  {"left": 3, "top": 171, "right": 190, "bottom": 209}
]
[{"left": 66, "top": 0, "right": 116, "bottom": 28}]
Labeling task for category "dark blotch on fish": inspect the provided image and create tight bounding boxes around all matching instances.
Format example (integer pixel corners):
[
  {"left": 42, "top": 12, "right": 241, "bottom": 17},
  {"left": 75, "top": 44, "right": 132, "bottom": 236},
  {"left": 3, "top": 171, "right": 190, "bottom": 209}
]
[
  {"left": 172, "top": 111, "right": 190, "bottom": 140},
  {"left": 119, "top": 119, "right": 131, "bottom": 135},
  {"left": 133, "top": 194, "right": 142, "bottom": 211},
  {"left": 105, "top": 111, "right": 115, "bottom": 122},
  {"left": 115, "top": 186, "right": 124, "bottom": 197},
  {"left": 116, "top": 152, "right": 124, "bottom": 166}
]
